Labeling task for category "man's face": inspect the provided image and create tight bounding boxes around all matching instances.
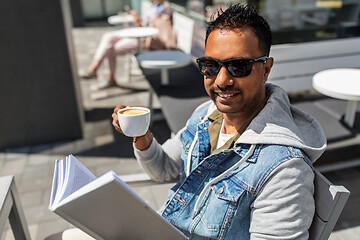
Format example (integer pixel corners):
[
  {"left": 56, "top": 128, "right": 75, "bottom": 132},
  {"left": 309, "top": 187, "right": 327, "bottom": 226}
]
[{"left": 203, "top": 29, "right": 273, "bottom": 117}]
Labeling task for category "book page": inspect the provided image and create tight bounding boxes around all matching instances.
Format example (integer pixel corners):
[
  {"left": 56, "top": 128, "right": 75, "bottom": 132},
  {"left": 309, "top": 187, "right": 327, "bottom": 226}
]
[
  {"left": 51, "top": 159, "right": 66, "bottom": 207},
  {"left": 59, "top": 159, "right": 66, "bottom": 195},
  {"left": 50, "top": 155, "right": 97, "bottom": 208},
  {"left": 58, "top": 171, "right": 118, "bottom": 205},
  {"left": 49, "top": 160, "right": 59, "bottom": 207},
  {"left": 67, "top": 161, "right": 97, "bottom": 195},
  {"left": 58, "top": 155, "right": 97, "bottom": 204}
]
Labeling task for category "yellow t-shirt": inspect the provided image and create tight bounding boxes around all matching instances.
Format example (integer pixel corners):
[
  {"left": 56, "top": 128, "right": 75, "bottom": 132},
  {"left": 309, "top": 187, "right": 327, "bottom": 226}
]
[{"left": 208, "top": 96, "right": 268, "bottom": 154}]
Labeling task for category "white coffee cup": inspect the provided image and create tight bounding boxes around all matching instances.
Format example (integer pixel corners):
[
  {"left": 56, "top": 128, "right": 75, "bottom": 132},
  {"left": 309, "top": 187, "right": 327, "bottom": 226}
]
[{"left": 117, "top": 107, "right": 151, "bottom": 137}]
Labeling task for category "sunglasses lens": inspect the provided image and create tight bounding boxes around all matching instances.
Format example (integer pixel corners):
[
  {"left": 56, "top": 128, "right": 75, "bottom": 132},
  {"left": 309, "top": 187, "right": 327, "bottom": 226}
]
[
  {"left": 198, "top": 59, "right": 219, "bottom": 76},
  {"left": 197, "top": 58, "right": 260, "bottom": 77},
  {"left": 227, "top": 59, "right": 252, "bottom": 77}
]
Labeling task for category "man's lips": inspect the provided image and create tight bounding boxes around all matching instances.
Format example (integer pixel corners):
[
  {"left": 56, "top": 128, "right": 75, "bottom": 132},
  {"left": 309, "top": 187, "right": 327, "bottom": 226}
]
[{"left": 215, "top": 92, "right": 239, "bottom": 99}]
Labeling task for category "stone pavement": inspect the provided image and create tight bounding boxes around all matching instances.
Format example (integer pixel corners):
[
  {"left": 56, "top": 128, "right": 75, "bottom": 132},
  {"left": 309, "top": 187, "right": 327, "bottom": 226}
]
[{"left": 1, "top": 21, "right": 360, "bottom": 240}]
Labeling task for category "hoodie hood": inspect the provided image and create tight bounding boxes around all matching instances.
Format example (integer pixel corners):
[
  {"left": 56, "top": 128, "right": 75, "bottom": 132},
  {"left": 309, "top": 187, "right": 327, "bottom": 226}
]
[{"left": 204, "top": 83, "right": 327, "bottom": 163}]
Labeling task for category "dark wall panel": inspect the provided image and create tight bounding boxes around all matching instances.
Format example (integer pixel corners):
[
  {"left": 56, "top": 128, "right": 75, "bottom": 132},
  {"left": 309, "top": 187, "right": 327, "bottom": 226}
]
[{"left": 0, "top": 0, "right": 84, "bottom": 149}]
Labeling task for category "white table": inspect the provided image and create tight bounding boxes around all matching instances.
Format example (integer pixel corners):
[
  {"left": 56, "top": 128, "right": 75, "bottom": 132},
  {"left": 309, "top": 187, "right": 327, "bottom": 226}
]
[
  {"left": 313, "top": 68, "right": 360, "bottom": 127},
  {"left": 107, "top": 14, "right": 135, "bottom": 27},
  {"left": 117, "top": 27, "right": 159, "bottom": 53},
  {"left": 137, "top": 50, "right": 193, "bottom": 85}
]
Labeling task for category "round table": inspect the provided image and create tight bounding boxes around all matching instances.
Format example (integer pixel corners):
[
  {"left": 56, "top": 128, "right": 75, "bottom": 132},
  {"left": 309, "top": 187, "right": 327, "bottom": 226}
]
[
  {"left": 107, "top": 14, "right": 134, "bottom": 27},
  {"left": 116, "top": 27, "right": 159, "bottom": 52},
  {"left": 313, "top": 68, "right": 360, "bottom": 127},
  {"left": 137, "top": 50, "right": 193, "bottom": 85}
]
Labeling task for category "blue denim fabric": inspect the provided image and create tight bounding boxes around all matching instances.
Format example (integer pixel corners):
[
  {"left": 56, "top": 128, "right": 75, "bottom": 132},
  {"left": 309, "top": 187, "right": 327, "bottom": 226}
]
[{"left": 160, "top": 102, "right": 312, "bottom": 240}]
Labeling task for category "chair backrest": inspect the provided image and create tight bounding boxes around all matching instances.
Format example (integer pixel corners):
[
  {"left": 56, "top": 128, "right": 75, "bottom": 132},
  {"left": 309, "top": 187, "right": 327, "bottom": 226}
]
[
  {"left": 309, "top": 169, "right": 350, "bottom": 240},
  {"left": 268, "top": 37, "right": 360, "bottom": 93},
  {"left": 172, "top": 11, "right": 195, "bottom": 54}
]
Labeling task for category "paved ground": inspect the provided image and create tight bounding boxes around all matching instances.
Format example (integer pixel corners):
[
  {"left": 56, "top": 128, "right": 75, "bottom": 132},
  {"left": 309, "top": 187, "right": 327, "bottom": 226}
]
[{"left": 1, "top": 21, "right": 360, "bottom": 240}]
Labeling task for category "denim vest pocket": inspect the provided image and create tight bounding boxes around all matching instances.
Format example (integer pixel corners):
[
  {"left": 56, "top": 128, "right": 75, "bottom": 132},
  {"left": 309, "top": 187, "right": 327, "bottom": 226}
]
[
  {"left": 195, "top": 178, "right": 245, "bottom": 238},
  {"left": 211, "top": 178, "right": 245, "bottom": 202}
]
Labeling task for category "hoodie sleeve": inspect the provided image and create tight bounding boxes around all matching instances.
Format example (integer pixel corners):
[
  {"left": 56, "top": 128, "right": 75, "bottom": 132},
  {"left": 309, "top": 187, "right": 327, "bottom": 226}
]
[
  {"left": 250, "top": 158, "right": 315, "bottom": 240},
  {"left": 133, "top": 130, "right": 183, "bottom": 182}
]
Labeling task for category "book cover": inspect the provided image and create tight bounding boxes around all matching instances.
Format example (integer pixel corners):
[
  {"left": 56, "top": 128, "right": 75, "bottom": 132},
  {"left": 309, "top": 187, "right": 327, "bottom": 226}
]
[{"left": 49, "top": 155, "right": 187, "bottom": 240}]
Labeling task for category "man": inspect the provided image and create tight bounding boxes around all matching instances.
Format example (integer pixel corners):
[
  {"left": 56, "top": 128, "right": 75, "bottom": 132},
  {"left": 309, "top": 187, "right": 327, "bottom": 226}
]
[{"left": 112, "top": 4, "right": 326, "bottom": 239}]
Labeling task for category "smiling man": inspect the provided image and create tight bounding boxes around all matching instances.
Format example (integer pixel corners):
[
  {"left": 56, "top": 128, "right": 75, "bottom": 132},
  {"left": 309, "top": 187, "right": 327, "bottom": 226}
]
[{"left": 112, "top": 3, "right": 327, "bottom": 239}]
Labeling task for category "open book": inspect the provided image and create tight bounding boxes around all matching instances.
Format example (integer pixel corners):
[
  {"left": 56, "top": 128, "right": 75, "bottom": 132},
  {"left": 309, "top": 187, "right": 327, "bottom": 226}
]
[{"left": 49, "top": 155, "right": 187, "bottom": 240}]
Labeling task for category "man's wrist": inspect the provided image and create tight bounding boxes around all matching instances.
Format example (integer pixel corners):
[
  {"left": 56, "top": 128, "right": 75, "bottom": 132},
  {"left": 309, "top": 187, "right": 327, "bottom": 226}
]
[
  {"left": 133, "top": 131, "right": 153, "bottom": 150},
  {"left": 133, "top": 134, "right": 146, "bottom": 143}
]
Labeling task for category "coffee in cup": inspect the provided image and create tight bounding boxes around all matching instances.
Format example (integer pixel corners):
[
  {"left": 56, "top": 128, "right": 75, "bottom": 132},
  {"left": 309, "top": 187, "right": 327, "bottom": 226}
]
[
  {"left": 120, "top": 109, "right": 149, "bottom": 116},
  {"left": 117, "top": 107, "right": 151, "bottom": 137}
]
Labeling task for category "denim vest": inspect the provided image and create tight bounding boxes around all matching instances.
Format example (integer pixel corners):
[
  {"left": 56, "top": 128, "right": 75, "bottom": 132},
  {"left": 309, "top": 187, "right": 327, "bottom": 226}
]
[{"left": 160, "top": 102, "right": 312, "bottom": 240}]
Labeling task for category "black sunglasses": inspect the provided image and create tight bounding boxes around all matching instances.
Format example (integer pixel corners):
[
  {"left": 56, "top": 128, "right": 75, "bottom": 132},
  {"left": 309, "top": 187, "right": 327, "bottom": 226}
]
[{"left": 196, "top": 56, "right": 269, "bottom": 78}]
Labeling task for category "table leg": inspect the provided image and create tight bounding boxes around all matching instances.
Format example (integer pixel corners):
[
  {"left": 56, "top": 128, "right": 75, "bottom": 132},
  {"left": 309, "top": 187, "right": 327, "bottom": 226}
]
[
  {"left": 137, "top": 38, "right": 141, "bottom": 53},
  {"left": 161, "top": 69, "right": 169, "bottom": 85},
  {"left": 125, "top": 54, "right": 132, "bottom": 82},
  {"left": 344, "top": 100, "right": 358, "bottom": 127}
]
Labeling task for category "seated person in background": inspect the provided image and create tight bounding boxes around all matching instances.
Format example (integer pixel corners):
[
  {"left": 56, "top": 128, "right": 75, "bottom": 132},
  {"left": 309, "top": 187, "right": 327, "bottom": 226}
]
[
  {"left": 112, "top": 3, "right": 327, "bottom": 239},
  {"left": 80, "top": 0, "right": 176, "bottom": 90}
]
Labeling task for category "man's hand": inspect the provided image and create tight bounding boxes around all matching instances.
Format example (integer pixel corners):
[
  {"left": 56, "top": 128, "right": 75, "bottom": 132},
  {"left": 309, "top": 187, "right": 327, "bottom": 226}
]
[
  {"left": 112, "top": 104, "right": 153, "bottom": 150},
  {"left": 112, "top": 104, "right": 129, "bottom": 134}
]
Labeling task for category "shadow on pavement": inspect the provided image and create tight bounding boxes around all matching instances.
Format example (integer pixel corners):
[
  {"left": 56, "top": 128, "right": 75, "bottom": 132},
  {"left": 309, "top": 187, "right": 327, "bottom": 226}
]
[{"left": 85, "top": 108, "right": 114, "bottom": 122}]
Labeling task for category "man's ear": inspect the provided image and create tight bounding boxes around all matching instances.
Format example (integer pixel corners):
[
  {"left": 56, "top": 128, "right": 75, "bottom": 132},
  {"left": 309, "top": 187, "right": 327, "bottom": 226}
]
[{"left": 263, "top": 57, "right": 274, "bottom": 83}]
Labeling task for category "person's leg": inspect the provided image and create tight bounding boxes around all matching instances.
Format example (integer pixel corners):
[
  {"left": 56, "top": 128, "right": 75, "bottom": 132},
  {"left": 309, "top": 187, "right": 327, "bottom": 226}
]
[
  {"left": 82, "top": 31, "right": 122, "bottom": 78},
  {"left": 107, "top": 37, "right": 138, "bottom": 80},
  {"left": 113, "top": 37, "right": 138, "bottom": 56},
  {"left": 45, "top": 228, "right": 95, "bottom": 240},
  {"left": 105, "top": 47, "right": 117, "bottom": 83},
  {"left": 91, "top": 37, "right": 139, "bottom": 90},
  {"left": 94, "top": 37, "right": 139, "bottom": 89},
  {"left": 93, "top": 48, "right": 117, "bottom": 89}
]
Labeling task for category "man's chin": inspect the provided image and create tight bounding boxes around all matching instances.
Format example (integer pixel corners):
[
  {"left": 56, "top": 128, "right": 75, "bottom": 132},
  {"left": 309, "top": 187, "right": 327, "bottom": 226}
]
[{"left": 214, "top": 103, "right": 238, "bottom": 114}]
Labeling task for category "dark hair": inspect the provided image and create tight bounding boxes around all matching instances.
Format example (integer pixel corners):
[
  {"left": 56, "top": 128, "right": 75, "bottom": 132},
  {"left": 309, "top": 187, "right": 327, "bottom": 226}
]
[{"left": 205, "top": 4, "right": 272, "bottom": 56}]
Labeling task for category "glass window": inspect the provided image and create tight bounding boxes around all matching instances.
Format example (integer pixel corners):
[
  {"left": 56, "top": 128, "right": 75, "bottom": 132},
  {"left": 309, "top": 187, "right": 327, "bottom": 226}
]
[{"left": 169, "top": 0, "right": 360, "bottom": 44}]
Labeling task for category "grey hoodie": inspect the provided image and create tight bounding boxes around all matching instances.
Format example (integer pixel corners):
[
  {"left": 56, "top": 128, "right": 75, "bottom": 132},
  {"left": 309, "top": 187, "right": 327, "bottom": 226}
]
[{"left": 135, "top": 83, "right": 327, "bottom": 239}]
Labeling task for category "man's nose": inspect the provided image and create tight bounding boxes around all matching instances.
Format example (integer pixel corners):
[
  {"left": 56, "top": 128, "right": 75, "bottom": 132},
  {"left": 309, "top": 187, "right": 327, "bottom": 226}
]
[{"left": 215, "top": 66, "right": 234, "bottom": 88}]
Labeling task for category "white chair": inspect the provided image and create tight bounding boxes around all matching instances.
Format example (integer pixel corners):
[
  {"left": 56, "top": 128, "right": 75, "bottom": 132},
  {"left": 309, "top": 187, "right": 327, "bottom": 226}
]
[
  {"left": 309, "top": 169, "right": 350, "bottom": 240},
  {"left": 172, "top": 11, "right": 195, "bottom": 54},
  {"left": 0, "top": 175, "right": 31, "bottom": 240}
]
